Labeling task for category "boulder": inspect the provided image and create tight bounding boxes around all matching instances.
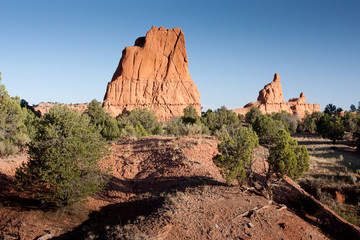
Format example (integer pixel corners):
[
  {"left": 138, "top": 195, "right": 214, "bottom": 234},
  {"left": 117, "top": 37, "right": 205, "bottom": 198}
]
[
  {"left": 103, "top": 26, "right": 201, "bottom": 121},
  {"left": 233, "top": 73, "right": 321, "bottom": 119}
]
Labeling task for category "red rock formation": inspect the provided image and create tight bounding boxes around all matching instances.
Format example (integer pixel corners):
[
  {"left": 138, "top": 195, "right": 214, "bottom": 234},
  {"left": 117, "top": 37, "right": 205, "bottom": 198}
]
[
  {"left": 103, "top": 26, "right": 201, "bottom": 121},
  {"left": 233, "top": 73, "right": 321, "bottom": 119},
  {"left": 33, "top": 102, "right": 89, "bottom": 115},
  {"left": 257, "top": 73, "right": 284, "bottom": 104}
]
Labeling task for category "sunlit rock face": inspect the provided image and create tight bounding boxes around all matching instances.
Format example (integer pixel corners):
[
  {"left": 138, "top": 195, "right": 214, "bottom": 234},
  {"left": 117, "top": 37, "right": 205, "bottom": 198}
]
[{"left": 103, "top": 26, "right": 201, "bottom": 121}]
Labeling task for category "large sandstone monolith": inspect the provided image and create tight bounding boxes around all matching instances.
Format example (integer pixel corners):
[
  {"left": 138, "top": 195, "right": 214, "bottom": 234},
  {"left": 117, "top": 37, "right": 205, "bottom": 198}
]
[
  {"left": 103, "top": 26, "right": 201, "bottom": 121},
  {"left": 233, "top": 73, "right": 321, "bottom": 119}
]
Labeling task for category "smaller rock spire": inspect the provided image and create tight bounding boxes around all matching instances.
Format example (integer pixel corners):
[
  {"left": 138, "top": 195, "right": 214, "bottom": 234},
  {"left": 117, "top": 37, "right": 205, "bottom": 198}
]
[{"left": 273, "top": 73, "right": 280, "bottom": 82}]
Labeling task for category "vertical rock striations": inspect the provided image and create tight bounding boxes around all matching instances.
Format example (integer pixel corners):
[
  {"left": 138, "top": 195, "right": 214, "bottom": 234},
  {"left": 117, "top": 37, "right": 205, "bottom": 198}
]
[
  {"left": 233, "top": 73, "right": 321, "bottom": 119},
  {"left": 103, "top": 26, "right": 201, "bottom": 121}
]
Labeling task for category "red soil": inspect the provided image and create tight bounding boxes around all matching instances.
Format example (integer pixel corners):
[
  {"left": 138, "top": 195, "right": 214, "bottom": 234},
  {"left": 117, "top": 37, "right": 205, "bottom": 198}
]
[{"left": 0, "top": 136, "right": 359, "bottom": 239}]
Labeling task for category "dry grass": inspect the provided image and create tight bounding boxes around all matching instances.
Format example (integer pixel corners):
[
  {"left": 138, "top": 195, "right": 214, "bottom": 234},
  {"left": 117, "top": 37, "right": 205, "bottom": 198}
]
[
  {"left": 295, "top": 136, "right": 360, "bottom": 180},
  {"left": 295, "top": 134, "right": 360, "bottom": 226}
]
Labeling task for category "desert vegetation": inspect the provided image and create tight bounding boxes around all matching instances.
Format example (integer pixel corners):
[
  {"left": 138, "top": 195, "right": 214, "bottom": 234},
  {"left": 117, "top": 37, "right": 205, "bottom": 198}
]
[
  {"left": 295, "top": 135, "right": 360, "bottom": 225},
  {"left": 15, "top": 106, "right": 109, "bottom": 207},
  {"left": 1, "top": 73, "right": 360, "bottom": 238}
]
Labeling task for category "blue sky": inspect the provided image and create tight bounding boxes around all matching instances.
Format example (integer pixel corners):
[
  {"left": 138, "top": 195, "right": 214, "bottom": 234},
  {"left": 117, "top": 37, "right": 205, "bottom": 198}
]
[{"left": 1, "top": 0, "right": 359, "bottom": 111}]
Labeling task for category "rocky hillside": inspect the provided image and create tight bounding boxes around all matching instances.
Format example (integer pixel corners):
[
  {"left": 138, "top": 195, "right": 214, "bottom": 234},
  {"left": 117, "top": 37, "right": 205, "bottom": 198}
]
[{"left": 1, "top": 136, "right": 359, "bottom": 239}]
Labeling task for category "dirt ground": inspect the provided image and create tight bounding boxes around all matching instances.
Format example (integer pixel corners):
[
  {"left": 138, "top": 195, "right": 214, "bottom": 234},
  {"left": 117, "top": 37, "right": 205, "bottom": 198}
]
[{"left": 0, "top": 136, "right": 359, "bottom": 240}]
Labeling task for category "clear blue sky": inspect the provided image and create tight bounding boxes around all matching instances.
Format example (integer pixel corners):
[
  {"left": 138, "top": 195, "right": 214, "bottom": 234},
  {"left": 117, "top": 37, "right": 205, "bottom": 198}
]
[{"left": 1, "top": 0, "right": 359, "bottom": 111}]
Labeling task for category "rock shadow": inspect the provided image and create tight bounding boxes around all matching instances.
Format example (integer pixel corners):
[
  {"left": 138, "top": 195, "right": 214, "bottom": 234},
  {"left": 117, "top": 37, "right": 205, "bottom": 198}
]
[
  {"left": 97, "top": 175, "right": 226, "bottom": 200},
  {"left": 52, "top": 196, "right": 166, "bottom": 240}
]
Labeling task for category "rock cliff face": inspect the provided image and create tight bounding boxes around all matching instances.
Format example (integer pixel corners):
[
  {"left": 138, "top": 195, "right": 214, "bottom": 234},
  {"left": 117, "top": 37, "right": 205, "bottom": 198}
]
[
  {"left": 233, "top": 73, "right": 321, "bottom": 119},
  {"left": 103, "top": 26, "right": 201, "bottom": 121}
]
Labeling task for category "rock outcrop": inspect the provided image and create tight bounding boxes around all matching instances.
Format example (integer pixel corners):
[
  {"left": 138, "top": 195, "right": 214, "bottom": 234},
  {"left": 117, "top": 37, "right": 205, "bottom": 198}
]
[
  {"left": 103, "top": 26, "right": 201, "bottom": 121},
  {"left": 33, "top": 102, "right": 89, "bottom": 115},
  {"left": 233, "top": 73, "right": 320, "bottom": 119}
]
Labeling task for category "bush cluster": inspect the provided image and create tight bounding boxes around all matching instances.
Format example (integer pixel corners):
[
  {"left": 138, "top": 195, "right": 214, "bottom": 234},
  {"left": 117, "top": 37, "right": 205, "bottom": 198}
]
[
  {"left": 0, "top": 74, "right": 34, "bottom": 157},
  {"left": 213, "top": 120, "right": 309, "bottom": 198},
  {"left": 300, "top": 105, "right": 360, "bottom": 146},
  {"left": 201, "top": 106, "right": 241, "bottom": 134},
  {"left": 213, "top": 125, "right": 259, "bottom": 185},
  {"left": 84, "top": 100, "right": 162, "bottom": 140},
  {"left": 165, "top": 105, "right": 209, "bottom": 136},
  {"left": 15, "top": 106, "right": 108, "bottom": 207}
]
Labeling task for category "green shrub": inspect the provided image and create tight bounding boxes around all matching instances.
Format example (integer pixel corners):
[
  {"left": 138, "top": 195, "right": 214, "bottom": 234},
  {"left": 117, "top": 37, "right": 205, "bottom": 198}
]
[
  {"left": 213, "top": 125, "right": 259, "bottom": 185},
  {"left": 101, "top": 117, "right": 121, "bottom": 140},
  {"left": 324, "top": 103, "right": 342, "bottom": 115},
  {"left": 120, "top": 124, "right": 137, "bottom": 138},
  {"left": 0, "top": 74, "right": 30, "bottom": 157},
  {"left": 165, "top": 117, "right": 209, "bottom": 136},
  {"left": 165, "top": 117, "right": 185, "bottom": 137},
  {"left": 266, "top": 129, "right": 310, "bottom": 188},
  {"left": 317, "top": 114, "right": 344, "bottom": 143},
  {"left": 117, "top": 108, "right": 162, "bottom": 136},
  {"left": 182, "top": 123, "right": 204, "bottom": 136},
  {"left": 272, "top": 111, "right": 299, "bottom": 133},
  {"left": 245, "top": 106, "right": 262, "bottom": 124},
  {"left": 0, "top": 142, "right": 19, "bottom": 156},
  {"left": 252, "top": 114, "right": 280, "bottom": 144},
  {"left": 182, "top": 105, "right": 200, "bottom": 124},
  {"left": 84, "top": 99, "right": 121, "bottom": 141},
  {"left": 85, "top": 99, "right": 108, "bottom": 127},
  {"left": 238, "top": 114, "right": 244, "bottom": 122},
  {"left": 135, "top": 121, "right": 148, "bottom": 137},
  {"left": 299, "top": 111, "right": 323, "bottom": 133},
  {"left": 342, "top": 111, "right": 358, "bottom": 133},
  {"left": 15, "top": 106, "right": 108, "bottom": 208},
  {"left": 202, "top": 106, "right": 240, "bottom": 134}
]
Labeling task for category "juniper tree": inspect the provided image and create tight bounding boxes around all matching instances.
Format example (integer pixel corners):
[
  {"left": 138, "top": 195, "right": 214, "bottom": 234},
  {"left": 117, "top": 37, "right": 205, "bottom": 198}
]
[
  {"left": 213, "top": 125, "right": 259, "bottom": 185},
  {"left": 266, "top": 129, "right": 309, "bottom": 198},
  {"left": 15, "top": 106, "right": 108, "bottom": 208}
]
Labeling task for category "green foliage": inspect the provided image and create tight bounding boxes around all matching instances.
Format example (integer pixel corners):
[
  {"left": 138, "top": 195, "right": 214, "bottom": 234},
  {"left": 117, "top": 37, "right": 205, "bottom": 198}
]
[
  {"left": 267, "top": 129, "right": 309, "bottom": 181},
  {"left": 202, "top": 106, "right": 240, "bottom": 134},
  {"left": 101, "top": 117, "right": 121, "bottom": 140},
  {"left": 245, "top": 106, "right": 262, "bottom": 124},
  {"left": 85, "top": 99, "right": 108, "bottom": 127},
  {"left": 0, "top": 75, "right": 30, "bottom": 157},
  {"left": 299, "top": 111, "right": 323, "bottom": 133},
  {"left": 22, "top": 108, "right": 40, "bottom": 140},
  {"left": 252, "top": 114, "right": 280, "bottom": 144},
  {"left": 135, "top": 121, "right": 148, "bottom": 137},
  {"left": 15, "top": 106, "right": 108, "bottom": 208},
  {"left": 20, "top": 99, "right": 41, "bottom": 117},
  {"left": 350, "top": 104, "right": 357, "bottom": 112},
  {"left": 213, "top": 125, "right": 259, "bottom": 185},
  {"left": 182, "top": 105, "right": 200, "bottom": 124},
  {"left": 85, "top": 99, "right": 120, "bottom": 141},
  {"left": 324, "top": 103, "right": 342, "bottom": 115},
  {"left": 165, "top": 117, "right": 209, "bottom": 136},
  {"left": 118, "top": 108, "right": 162, "bottom": 136},
  {"left": 317, "top": 114, "right": 344, "bottom": 143},
  {"left": 165, "top": 117, "right": 185, "bottom": 137},
  {"left": 272, "top": 111, "right": 299, "bottom": 133},
  {"left": 342, "top": 111, "right": 357, "bottom": 133}
]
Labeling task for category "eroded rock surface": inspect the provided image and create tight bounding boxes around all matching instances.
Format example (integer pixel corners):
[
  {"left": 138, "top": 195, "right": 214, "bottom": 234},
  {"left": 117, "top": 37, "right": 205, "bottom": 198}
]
[
  {"left": 233, "top": 73, "right": 321, "bottom": 119},
  {"left": 103, "top": 26, "right": 201, "bottom": 121}
]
